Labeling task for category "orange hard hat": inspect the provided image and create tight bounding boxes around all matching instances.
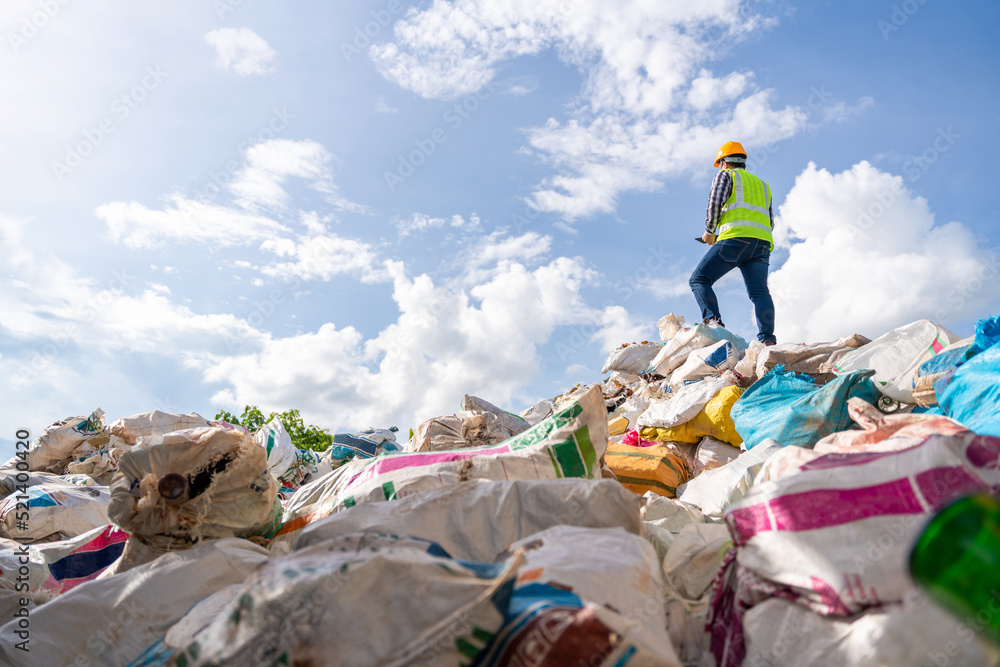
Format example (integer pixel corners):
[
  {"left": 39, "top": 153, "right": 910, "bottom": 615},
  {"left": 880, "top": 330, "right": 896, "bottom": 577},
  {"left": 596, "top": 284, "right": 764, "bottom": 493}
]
[{"left": 714, "top": 141, "right": 747, "bottom": 167}]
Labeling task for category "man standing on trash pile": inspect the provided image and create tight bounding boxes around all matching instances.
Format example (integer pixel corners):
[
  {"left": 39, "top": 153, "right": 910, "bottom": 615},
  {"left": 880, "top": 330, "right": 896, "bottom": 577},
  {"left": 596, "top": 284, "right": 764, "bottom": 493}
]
[{"left": 689, "top": 140, "right": 778, "bottom": 346}]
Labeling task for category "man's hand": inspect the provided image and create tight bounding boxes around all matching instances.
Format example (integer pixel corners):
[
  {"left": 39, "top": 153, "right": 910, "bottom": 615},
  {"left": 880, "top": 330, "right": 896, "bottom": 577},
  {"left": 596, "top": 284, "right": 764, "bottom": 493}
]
[{"left": 702, "top": 233, "right": 717, "bottom": 245}]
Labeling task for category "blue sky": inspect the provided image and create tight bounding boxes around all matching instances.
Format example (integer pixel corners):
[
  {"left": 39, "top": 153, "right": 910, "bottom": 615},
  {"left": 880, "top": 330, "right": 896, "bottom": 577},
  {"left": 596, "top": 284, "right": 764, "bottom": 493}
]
[{"left": 1, "top": 0, "right": 998, "bottom": 457}]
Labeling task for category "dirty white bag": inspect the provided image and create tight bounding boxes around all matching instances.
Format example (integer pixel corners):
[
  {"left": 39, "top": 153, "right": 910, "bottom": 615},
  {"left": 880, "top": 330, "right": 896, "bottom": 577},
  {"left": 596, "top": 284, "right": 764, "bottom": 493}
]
[
  {"left": 755, "top": 333, "right": 871, "bottom": 380},
  {"left": 660, "top": 524, "right": 732, "bottom": 666},
  {"left": 0, "top": 524, "right": 129, "bottom": 620},
  {"left": 353, "top": 426, "right": 399, "bottom": 445},
  {"left": 829, "top": 320, "right": 960, "bottom": 403},
  {"left": 275, "top": 447, "right": 334, "bottom": 491},
  {"left": 408, "top": 410, "right": 510, "bottom": 453},
  {"left": 601, "top": 341, "right": 664, "bottom": 375},
  {"left": 26, "top": 408, "right": 106, "bottom": 472},
  {"left": 678, "top": 439, "right": 783, "bottom": 517},
  {"left": 692, "top": 436, "right": 742, "bottom": 475},
  {"left": 294, "top": 478, "right": 642, "bottom": 562},
  {"left": 278, "top": 385, "right": 609, "bottom": 543},
  {"left": 64, "top": 449, "right": 118, "bottom": 482},
  {"left": 162, "top": 533, "right": 523, "bottom": 667},
  {"left": 0, "top": 544, "right": 50, "bottom": 614},
  {"left": 520, "top": 397, "right": 556, "bottom": 425},
  {"left": 462, "top": 394, "right": 531, "bottom": 436},
  {"left": 669, "top": 340, "right": 740, "bottom": 390},
  {"left": 133, "top": 583, "right": 244, "bottom": 663},
  {"left": 725, "top": 432, "right": 1000, "bottom": 617},
  {"left": 109, "top": 410, "right": 210, "bottom": 445},
  {"left": 0, "top": 538, "right": 269, "bottom": 667},
  {"left": 741, "top": 591, "right": 996, "bottom": 667},
  {"left": 657, "top": 313, "right": 686, "bottom": 342},
  {"left": 733, "top": 340, "right": 766, "bottom": 381},
  {"left": 477, "top": 526, "right": 682, "bottom": 667},
  {"left": 663, "top": 523, "right": 732, "bottom": 601},
  {"left": 253, "top": 417, "right": 299, "bottom": 479},
  {"left": 0, "top": 470, "right": 98, "bottom": 495},
  {"left": 0, "top": 484, "right": 110, "bottom": 541},
  {"left": 109, "top": 427, "right": 279, "bottom": 551},
  {"left": 640, "top": 493, "right": 704, "bottom": 560},
  {"left": 637, "top": 376, "right": 732, "bottom": 430},
  {"left": 651, "top": 324, "right": 747, "bottom": 376}
]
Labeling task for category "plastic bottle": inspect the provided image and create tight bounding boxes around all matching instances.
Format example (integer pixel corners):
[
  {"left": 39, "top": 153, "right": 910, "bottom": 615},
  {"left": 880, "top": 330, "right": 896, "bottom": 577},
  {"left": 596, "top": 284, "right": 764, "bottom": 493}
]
[{"left": 909, "top": 493, "right": 1000, "bottom": 645}]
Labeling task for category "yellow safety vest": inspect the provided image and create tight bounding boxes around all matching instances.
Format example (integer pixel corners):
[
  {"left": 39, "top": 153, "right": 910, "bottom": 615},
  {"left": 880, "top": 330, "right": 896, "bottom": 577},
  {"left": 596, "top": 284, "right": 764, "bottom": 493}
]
[{"left": 717, "top": 168, "right": 774, "bottom": 251}]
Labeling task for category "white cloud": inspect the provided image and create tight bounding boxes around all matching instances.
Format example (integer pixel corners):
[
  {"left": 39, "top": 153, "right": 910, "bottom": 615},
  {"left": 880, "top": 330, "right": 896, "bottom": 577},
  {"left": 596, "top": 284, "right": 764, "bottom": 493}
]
[
  {"left": 451, "top": 230, "right": 556, "bottom": 289},
  {"left": 373, "top": 95, "right": 398, "bottom": 114},
  {"left": 98, "top": 139, "right": 365, "bottom": 249},
  {"left": 470, "top": 230, "right": 551, "bottom": 267},
  {"left": 395, "top": 213, "right": 446, "bottom": 236},
  {"left": 3, "top": 205, "right": 643, "bottom": 439},
  {"left": 260, "top": 213, "right": 390, "bottom": 284},
  {"left": 394, "top": 212, "right": 482, "bottom": 236},
  {"left": 205, "top": 27, "right": 278, "bottom": 77},
  {"left": 229, "top": 139, "right": 338, "bottom": 210},
  {"left": 637, "top": 275, "right": 698, "bottom": 301},
  {"left": 97, "top": 195, "right": 291, "bottom": 249},
  {"left": 205, "top": 323, "right": 370, "bottom": 417},
  {"left": 501, "top": 76, "right": 539, "bottom": 97},
  {"left": 769, "top": 161, "right": 1000, "bottom": 343},
  {"left": 819, "top": 95, "right": 876, "bottom": 123},
  {"left": 207, "top": 251, "right": 613, "bottom": 427},
  {"left": 370, "top": 1, "right": 823, "bottom": 221},
  {"left": 686, "top": 70, "right": 752, "bottom": 111},
  {"left": 0, "top": 215, "right": 267, "bottom": 380},
  {"left": 525, "top": 90, "right": 808, "bottom": 220},
  {"left": 589, "top": 305, "right": 652, "bottom": 352}
]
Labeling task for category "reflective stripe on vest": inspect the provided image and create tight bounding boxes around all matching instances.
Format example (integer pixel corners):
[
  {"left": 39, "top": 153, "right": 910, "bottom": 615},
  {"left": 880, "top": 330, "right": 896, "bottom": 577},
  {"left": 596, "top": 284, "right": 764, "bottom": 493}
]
[{"left": 717, "top": 169, "right": 774, "bottom": 249}]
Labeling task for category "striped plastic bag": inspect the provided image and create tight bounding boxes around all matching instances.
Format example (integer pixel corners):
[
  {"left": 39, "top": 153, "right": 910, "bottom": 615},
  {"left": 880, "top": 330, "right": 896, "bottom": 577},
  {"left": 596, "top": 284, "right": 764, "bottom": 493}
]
[
  {"left": 708, "top": 431, "right": 1000, "bottom": 667},
  {"left": 253, "top": 418, "right": 298, "bottom": 480},
  {"left": 276, "top": 385, "right": 609, "bottom": 543},
  {"left": 0, "top": 484, "right": 111, "bottom": 541},
  {"left": 605, "top": 441, "right": 691, "bottom": 498},
  {"left": 829, "top": 319, "right": 961, "bottom": 403},
  {"left": 0, "top": 524, "right": 129, "bottom": 615}
]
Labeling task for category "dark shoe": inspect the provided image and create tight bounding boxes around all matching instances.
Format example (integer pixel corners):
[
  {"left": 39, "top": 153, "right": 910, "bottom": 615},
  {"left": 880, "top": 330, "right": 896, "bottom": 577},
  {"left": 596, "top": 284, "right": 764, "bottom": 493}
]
[{"left": 763, "top": 339, "right": 777, "bottom": 347}]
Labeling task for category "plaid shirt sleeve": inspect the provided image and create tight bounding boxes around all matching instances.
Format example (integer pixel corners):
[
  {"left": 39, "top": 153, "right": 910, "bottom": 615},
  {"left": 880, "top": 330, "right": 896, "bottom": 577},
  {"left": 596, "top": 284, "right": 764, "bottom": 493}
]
[{"left": 705, "top": 169, "right": 732, "bottom": 234}]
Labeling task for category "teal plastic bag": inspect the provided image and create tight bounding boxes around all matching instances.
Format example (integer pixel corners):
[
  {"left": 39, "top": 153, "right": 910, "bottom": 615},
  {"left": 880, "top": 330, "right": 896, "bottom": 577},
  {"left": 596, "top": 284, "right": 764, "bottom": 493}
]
[
  {"left": 730, "top": 367, "right": 880, "bottom": 450},
  {"left": 934, "top": 314, "right": 1000, "bottom": 399},
  {"left": 938, "top": 340, "right": 1000, "bottom": 437},
  {"left": 968, "top": 315, "right": 1000, "bottom": 358}
]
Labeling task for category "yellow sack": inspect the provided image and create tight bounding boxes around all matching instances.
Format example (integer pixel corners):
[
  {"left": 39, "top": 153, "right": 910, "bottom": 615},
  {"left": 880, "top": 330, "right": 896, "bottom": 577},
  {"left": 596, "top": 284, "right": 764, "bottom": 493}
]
[
  {"left": 639, "top": 385, "right": 745, "bottom": 446},
  {"left": 605, "top": 442, "right": 691, "bottom": 498},
  {"left": 608, "top": 415, "right": 628, "bottom": 436}
]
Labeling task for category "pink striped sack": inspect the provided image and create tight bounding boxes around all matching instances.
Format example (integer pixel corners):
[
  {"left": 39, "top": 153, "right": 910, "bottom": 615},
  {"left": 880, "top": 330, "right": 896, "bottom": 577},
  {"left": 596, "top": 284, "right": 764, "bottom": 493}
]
[
  {"left": 0, "top": 524, "right": 129, "bottom": 615},
  {"left": 275, "top": 385, "right": 609, "bottom": 544},
  {"left": 708, "top": 432, "right": 1000, "bottom": 667},
  {"left": 38, "top": 524, "right": 129, "bottom": 594},
  {"left": 754, "top": 398, "right": 973, "bottom": 484}
]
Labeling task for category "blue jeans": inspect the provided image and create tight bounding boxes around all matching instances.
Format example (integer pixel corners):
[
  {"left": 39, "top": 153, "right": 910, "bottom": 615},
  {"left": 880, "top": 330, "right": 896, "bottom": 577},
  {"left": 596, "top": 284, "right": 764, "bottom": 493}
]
[{"left": 689, "top": 237, "right": 776, "bottom": 344}]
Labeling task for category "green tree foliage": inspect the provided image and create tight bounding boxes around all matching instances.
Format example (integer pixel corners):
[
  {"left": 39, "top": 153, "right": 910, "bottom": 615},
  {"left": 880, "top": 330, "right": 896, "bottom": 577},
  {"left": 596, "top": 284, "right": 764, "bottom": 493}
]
[{"left": 214, "top": 405, "right": 333, "bottom": 452}]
